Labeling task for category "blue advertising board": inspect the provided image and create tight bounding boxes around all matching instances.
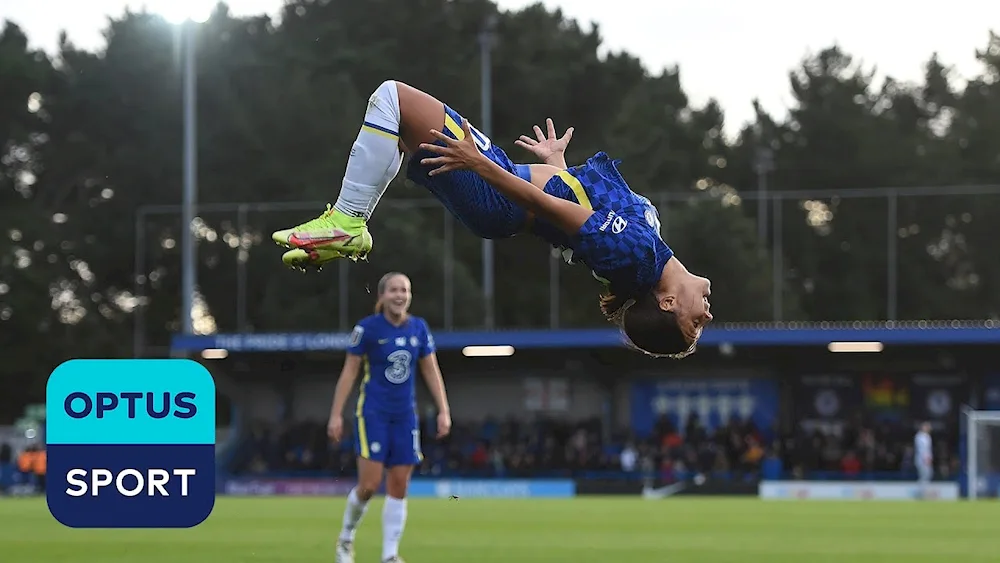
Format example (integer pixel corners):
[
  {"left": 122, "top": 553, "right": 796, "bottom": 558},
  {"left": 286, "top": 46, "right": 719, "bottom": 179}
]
[
  {"left": 982, "top": 374, "right": 1000, "bottom": 410},
  {"left": 630, "top": 378, "right": 778, "bottom": 439},
  {"left": 217, "top": 477, "right": 574, "bottom": 499},
  {"left": 908, "top": 373, "right": 968, "bottom": 430},
  {"left": 792, "top": 374, "right": 861, "bottom": 432},
  {"left": 407, "top": 479, "right": 575, "bottom": 498}
]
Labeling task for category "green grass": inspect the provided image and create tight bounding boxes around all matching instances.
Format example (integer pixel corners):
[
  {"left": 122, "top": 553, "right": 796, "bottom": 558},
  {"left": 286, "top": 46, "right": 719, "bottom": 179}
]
[{"left": 0, "top": 496, "right": 995, "bottom": 562}]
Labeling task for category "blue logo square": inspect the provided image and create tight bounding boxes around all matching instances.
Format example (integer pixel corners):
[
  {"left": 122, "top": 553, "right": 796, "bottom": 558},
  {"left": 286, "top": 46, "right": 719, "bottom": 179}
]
[{"left": 45, "top": 359, "right": 216, "bottom": 528}]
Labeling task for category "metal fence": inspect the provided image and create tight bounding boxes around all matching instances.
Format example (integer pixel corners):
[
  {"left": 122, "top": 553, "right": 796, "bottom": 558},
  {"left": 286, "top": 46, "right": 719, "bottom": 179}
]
[{"left": 134, "top": 184, "right": 1000, "bottom": 348}]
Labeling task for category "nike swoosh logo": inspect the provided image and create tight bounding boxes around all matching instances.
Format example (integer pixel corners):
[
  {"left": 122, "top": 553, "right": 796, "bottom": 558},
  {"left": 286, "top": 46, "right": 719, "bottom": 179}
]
[
  {"left": 378, "top": 339, "right": 389, "bottom": 344},
  {"left": 288, "top": 232, "right": 353, "bottom": 248},
  {"left": 294, "top": 228, "right": 350, "bottom": 238}
]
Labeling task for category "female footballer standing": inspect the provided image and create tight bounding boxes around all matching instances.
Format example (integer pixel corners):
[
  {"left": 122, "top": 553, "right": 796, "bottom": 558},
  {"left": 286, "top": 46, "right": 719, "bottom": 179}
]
[{"left": 327, "top": 271, "right": 452, "bottom": 563}]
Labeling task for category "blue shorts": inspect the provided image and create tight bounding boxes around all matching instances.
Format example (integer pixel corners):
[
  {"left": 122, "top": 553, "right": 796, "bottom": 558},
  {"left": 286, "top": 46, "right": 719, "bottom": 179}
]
[
  {"left": 355, "top": 409, "right": 422, "bottom": 467},
  {"left": 405, "top": 105, "right": 531, "bottom": 239}
]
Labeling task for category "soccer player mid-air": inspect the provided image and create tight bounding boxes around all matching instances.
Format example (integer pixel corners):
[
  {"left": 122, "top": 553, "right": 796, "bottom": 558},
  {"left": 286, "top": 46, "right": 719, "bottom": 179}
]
[
  {"left": 327, "top": 271, "right": 452, "bottom": 563},
  {"left": 272, "top": 80, "right": 713, "bottom": 358}
]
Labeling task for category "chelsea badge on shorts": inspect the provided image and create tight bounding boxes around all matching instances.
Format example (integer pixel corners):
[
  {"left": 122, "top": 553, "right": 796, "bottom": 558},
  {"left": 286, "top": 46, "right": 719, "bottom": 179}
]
[{"left": 45, "top": 359, "right": 216, "bottom": 528}]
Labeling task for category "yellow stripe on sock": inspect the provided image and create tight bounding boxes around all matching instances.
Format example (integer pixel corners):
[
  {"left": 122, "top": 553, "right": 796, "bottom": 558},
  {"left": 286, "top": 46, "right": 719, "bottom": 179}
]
[{"left": 361, "top": 124, "right": 399, "bottom": 141}]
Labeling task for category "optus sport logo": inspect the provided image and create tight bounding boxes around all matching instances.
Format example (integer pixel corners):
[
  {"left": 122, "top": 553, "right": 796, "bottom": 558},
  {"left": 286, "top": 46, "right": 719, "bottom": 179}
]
[{"left": 45, "top": 359, "right": 216, "bottom": 528}]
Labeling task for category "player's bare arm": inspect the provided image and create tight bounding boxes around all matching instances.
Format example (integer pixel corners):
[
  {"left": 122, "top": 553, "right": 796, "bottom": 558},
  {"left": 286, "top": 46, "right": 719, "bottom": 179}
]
[
  {"left": 417, "top": 353, "right": 451, "bottom": 438},
  {"left": 328, "top": 353, "right": 362, "bottom": 442},
  {"left": 515, "top": 117, "right": 574, "bottom": 169},
  {"left": 420, "top": 119, "right": 592, "bottom": 235}
]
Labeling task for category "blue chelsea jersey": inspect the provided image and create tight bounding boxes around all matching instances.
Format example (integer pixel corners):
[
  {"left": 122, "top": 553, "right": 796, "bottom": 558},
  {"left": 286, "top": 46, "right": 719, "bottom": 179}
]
[
  {"left": 347, "top": 314, "right": 436, "bottom": 414},
  {"left": 531, "top": 152, "right": 675, "bottom": 298}
]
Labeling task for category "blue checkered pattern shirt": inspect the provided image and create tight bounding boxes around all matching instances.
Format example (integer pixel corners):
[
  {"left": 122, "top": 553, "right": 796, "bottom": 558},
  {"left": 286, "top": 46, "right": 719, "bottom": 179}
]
[{"left": 531, "top": 152, "right": 674, "bottom": 298}]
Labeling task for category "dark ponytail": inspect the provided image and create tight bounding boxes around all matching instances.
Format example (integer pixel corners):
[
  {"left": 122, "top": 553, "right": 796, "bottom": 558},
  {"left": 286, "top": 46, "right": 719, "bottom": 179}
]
[{"left": 599, "top": 291, "right": 629, "bottom": 323}]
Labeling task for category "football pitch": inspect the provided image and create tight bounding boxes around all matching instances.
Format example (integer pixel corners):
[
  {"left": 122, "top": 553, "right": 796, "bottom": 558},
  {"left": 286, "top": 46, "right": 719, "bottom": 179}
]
[{"left": 0, "top": 496, "right": 994, "bottom": 562}]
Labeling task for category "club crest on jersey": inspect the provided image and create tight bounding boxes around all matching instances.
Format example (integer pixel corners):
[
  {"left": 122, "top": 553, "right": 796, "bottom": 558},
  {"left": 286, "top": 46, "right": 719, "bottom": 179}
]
[{"left": 410, "top": 336, "right": 419, "bottom": 347}]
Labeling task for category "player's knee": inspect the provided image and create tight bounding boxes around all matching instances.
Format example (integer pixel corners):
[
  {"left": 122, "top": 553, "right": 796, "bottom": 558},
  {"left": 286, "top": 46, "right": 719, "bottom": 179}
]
[
  {"left": 356, "top": 465, "right": 383, "bottom": 499},
  {"left": 356, "top": 483, "right": 378, "bottom": 501},
  {"left": 369, "top": 80, "right": 401, "bottom": 122},
  {"left": 384, "top": 470, "right": 411, "bottom": 498},
  {"left": 604, "top": 291, "right": 692, "bottom": 358},
  {"left": 358, "top": 471, "right": 383, "bottom": 493},
  {"left": 375, "top": 79, "right": 399, "bottom": 98},
  {"left": 384, "top": 481, "right": 408, "bottom": 499}
]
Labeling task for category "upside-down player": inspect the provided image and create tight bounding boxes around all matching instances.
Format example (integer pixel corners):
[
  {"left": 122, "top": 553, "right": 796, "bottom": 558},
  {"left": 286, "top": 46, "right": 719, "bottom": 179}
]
[
  {"left": 272, "top": 80, "right": 713, "bottom": 358},
  {"left": 327, "top": 271, "right": 451, "bottom": 563}
]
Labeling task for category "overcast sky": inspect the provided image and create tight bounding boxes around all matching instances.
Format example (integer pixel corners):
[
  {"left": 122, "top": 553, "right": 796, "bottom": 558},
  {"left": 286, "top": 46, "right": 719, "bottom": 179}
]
[{"left": 0, "top": 0, "right": 994, "bottom": 133}]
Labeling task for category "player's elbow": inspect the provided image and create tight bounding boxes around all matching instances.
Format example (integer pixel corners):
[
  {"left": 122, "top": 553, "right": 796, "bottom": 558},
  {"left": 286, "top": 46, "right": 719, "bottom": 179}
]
[
  {"left": 339, "top": 354, "right": 362, "bottom": 380},
  {"left": 515, "top": 187, "right": 549, "bottom": 216},
  {"left": 418, "top": 355, "right": 440, "bottom": 377}
]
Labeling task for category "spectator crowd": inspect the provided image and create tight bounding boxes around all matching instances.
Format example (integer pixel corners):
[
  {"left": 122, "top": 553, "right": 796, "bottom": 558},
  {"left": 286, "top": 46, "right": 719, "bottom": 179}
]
[
  {"left": 0, "top": 412, "right": 958, "bottom": 495},
  {"left": 0, "top": 443, "right": 46, "bottom": 494},
  {"left": 225, "top": 411, "right": 956, "bottom": 483}
]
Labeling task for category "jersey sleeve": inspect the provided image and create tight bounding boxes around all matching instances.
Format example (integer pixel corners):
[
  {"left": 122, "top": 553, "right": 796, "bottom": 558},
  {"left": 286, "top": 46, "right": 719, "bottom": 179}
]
[
  {"left": 419, "top": 319, "right": 436, "bottom": 359},
  {"left": 346, "top": 320, "right": 368, "bottom": 356}
]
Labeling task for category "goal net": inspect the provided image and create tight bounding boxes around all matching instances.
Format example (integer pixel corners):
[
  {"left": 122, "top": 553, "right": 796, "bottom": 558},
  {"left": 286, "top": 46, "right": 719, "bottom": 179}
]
[{"left": 965, "top": 408, "right": 1000, "bottom": 500}]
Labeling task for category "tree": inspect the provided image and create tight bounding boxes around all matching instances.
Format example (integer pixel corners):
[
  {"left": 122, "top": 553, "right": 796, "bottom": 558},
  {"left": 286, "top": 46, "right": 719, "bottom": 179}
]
[{"left": 1, "top": 3, "right": 998, "bottom": 406}]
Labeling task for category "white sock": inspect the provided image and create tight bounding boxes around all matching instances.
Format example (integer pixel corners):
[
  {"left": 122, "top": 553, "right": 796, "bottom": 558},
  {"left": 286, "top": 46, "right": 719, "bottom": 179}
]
[
  {"left": 334, "top": 80, "right": 404, "bottom": 220},
  {"left": 338, "top": 487, "right": 370, "bottom": 543},
  {"left": 381, "top": 495, "right": 408, "bottom": 561}
]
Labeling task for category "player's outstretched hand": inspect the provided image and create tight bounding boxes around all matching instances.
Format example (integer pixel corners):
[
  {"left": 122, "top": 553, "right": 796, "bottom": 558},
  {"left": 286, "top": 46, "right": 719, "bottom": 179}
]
[
  {"left": 436, "top": 411, "right": 452, "bottom": 439},
  {"left": 420, "top": 119, "right": 487, "bottom": 176},
  {"left": 327, "top": 415, "right": 344, "bottom": 443},
  {"left": 515, "top": 118, "right": 573, "bottom": 165}
]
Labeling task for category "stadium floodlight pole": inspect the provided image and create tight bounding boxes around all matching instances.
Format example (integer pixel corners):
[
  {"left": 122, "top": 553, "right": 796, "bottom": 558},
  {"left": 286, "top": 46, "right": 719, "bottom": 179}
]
[
  {"left": 753, "top": 145, "right": 774, "bottom": 250},
  {"left": 479, "top": 15, "right": 498, "bottom": 330},
  {"left": 158, "top": 3, "right": 211, "bottom": 336},
  {"left": 180, "top": 19, "right": 199, "bottom": 336}
]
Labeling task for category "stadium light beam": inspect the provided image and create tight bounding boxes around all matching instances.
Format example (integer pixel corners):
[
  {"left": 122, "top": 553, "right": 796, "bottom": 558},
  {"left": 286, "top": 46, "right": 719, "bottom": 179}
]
[
  {"left": 462, "top": 345, "right": 515, "bottom": 357},
  {"left": 179, "top": 14, "right": 207, "bottom": 335},
  {"left": 827, "top": 341, "right": 884, "bottom": 353},
  {"left": 142, "top": 3, "right": 212, "bottom": 336},
  {"left": 180, "top": 20, "right": 197, "bottom": 335},
  {"left": 149, "top": 0, "right": 213, "bottom": 24}
]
